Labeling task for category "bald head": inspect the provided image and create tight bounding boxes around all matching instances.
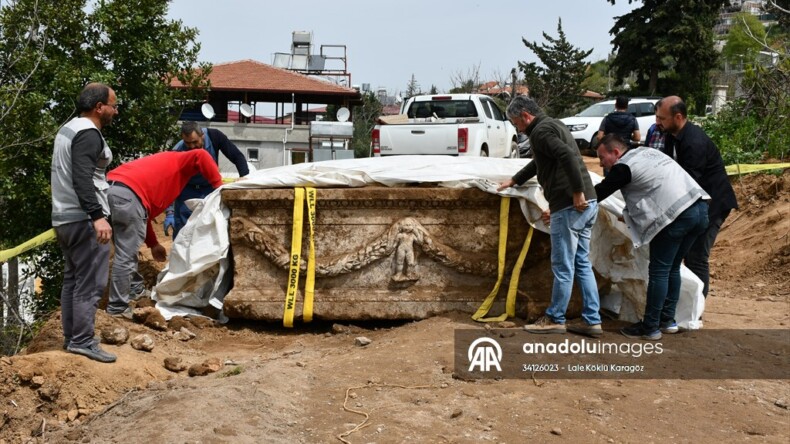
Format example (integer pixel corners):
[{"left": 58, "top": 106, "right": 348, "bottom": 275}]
[{"left": 655, "top": 95, "right": 687, "bottom": 136}]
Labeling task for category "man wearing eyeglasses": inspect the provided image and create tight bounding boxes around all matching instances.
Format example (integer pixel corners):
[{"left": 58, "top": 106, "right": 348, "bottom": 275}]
[{"left": 51, "top": 82, "right": 119, "bottom": 363}]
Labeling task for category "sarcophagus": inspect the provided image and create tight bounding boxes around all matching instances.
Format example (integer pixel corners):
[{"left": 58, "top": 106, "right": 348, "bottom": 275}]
[{"left": 221, "top": 186, "right": 581, "bottom": 322}]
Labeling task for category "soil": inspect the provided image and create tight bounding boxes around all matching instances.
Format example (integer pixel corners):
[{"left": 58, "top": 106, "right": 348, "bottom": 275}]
[{"left": 1, "top": 168, "right": 788, "bottom": 444}]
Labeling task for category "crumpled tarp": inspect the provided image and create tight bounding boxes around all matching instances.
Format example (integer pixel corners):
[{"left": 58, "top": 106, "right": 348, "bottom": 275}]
[{"left": 153, "top": 155, "right": 704, "bottom": 329}]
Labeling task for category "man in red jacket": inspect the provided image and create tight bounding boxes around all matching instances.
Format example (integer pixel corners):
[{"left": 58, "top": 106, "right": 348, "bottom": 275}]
[{"left": 105, "top": 150, "right": 223, "bottom": 319}]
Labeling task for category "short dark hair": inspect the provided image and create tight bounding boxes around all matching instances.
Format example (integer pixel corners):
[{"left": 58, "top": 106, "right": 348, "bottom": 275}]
[
  {"left": 76, "top": 83, "right": 110, "bottom": 113},
  {"left": 180, "top": 121, "right": 202, "bottom": 137},
  {"left": 615, "top": 95, "right": 629, "bottom": 109},
  {"left": 599, "top": 133, "right": 628, "bottom": 152},
  {"left": 669, "top": 99, "right": 687, "bottom": 118},
  {"left": 506, "top": 95, "right": 542, "bottom": 119}
]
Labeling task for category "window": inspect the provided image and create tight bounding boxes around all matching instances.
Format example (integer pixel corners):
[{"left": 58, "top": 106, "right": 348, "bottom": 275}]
[
  {"left": 485, "top": 99, "right": 505, "bottom": 120},
  {"left": 247, "top": 148, "right": 259, "bottom": 162}
]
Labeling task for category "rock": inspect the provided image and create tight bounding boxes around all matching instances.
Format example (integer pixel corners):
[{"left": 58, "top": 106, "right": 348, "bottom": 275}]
[
  {"left": 67, "top": 409, "right": 79, "bottom": 422},
  {"left": 205, "top": 357, "right": 222, "bottom": 372},
  {"left": 188, "top": 358, "right": 222, "bottom": 377},
  {"left": 354, "top": 337, "right": 372, "bottom": 346},
  {"left": 296, "top": 361, "right": 305, "bottom": 367},
  {"left": 451, "top": 409, "right": 463, "bottom": 419},
  {"left": 497, "top": 321, "right": 517, "bottom": 329},
  {"left": 37, "top": 385, "right": 60, "bottom": 402},
  {"left": 0, "top": 356, "right": 12, "bottom": 366},
  {"left": 164, "top": 357, "right": 187, "bottom": 373},
  {"left": 135, "top": 307, "right": 168, "bottom": 331},
  {"left": 130, "top": 334, "right": 155, "bottom": 352},
  {"left": 101, "top": 327, "right": 129, "bottom": 345},
  {"left": 499, "top": 330, "right": 516, "bottom": 338},
  {"left": 30, "top": 376, "right": 45, "bottom": 389},
  {"left": 332, "top": 324, "right": 350, "bottom": 334},
  {"left": 775, "top": 399, "right": 788, "bottom": 409},
  {"left": 551, "top": 428, "right": 562, "bottom": 436},
  {"left": 174, "top": 327, "right": 197, "bottom": 342}
]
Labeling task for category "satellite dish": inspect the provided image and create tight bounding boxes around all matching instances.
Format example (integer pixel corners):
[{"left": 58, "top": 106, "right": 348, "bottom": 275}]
[
  {"left": 240, "top": 103, "right": 253, "bottom": 118},
  {"left": 336, "top": 107, "right": 350, "bottom": 122},
  {"left": 201, "top": 103, "right": 215, "bottom": 120}
]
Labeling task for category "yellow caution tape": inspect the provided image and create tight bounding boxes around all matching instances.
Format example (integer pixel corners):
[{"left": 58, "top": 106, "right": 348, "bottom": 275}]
[
  {"left": 283, "top": 188, "right": 305, "bottom": 327},
  {"left": 0, "top": 228, "right": 56, "bottom": 263},
  {"left": 472, "top": 197, "right": 533, "bottom": 322},
  {"left": 726, "top": 163, "right": 790, "bottom": 176},
  {"left": 303, "top": 187, "right": 317, "bottom": 323}
]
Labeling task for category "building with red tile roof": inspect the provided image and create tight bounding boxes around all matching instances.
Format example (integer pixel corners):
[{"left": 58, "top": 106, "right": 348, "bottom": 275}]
[{"left": 171, "top": 59, "right": 361, "bottom": 124}]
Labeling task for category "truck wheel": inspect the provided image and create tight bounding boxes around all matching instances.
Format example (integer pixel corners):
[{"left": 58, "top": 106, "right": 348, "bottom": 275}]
[{"left": 510, "top": 140, "right": 519, "bottom": 159}]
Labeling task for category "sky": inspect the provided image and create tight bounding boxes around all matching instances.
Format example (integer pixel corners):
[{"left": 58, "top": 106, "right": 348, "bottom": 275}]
[{"left": 166, "top": 0, "right": 640, "bottom": 96}]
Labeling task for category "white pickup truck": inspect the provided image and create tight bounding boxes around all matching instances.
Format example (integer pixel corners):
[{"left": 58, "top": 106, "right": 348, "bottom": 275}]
[{"left": 371, "top": 94, "right": 519, "bottom": 158}]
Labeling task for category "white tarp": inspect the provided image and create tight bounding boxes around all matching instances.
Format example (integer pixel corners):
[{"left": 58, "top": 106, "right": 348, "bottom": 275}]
[{"left": 153, "top": 155, "right": 704, "bottom": 329}]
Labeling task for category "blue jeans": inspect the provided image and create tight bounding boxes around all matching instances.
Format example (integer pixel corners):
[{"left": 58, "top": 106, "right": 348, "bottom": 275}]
[
  {"left": 546, "top": 201, "right": 601, "bottom": 325},
  {"left": 643, "top": 200, "right": 709, "bottom": 332}
]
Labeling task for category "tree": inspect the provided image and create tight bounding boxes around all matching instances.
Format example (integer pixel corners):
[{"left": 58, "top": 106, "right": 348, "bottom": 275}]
[
  {"left": 518, "top": 18, "right": 592, "bottom": 116},
  {"left": 448, "top": 63, "right": 480, "bottom": 93},
  {"left": 580, "top": 59, "right": 611, "bottom": 95},
  {"left": 723, "top": 13, "right": 768, "bottom": 68},
  {"left": 351, "top": 92, "right": 383, "bottom": 158},
  {"left": 405, "top": 74, "right": 421, "bottom": 98},
  {"left": 0, "top": 0, "right": 209, "bottom": 324},
  {"left": 606, "top": 0, "right": 728, "bottom": 111}
]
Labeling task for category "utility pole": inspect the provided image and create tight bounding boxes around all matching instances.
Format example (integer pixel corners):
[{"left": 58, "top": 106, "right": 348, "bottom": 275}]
[{"left": 510, "top": 68, "right": 518, "bottom": 103}]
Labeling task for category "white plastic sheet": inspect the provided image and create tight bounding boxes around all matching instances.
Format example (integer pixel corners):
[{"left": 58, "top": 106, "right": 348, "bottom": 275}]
[{"left": 153, "top": 155, "right": 704, "bottom": 329}]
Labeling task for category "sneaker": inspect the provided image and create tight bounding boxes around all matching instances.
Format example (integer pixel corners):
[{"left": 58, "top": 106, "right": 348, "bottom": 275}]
[
  {"left": 660, "top": 321, "right": 680, "bottom": 334},
  {"left": 67, "top": 343, "right": 116, "bottom": 363},
  {"left": 620, "top": 322, "right": 662, "bottom": 341},
  {"left": 566, "top": 319, "right": 603, "bottom": 338},
  {"left": 130, "top": 288, "right": 151, "bottom": 301},
  {"left": 108, "top": 307, "right": 133, "bottom": 320},
  {"left": 524, "top": 315, "right": 566, "bottom": 334}
]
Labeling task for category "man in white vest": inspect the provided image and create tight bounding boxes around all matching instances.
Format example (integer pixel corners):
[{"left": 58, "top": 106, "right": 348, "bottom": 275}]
[
  {"left": 51, "top": 83, "right": 118, "bottom": 363},
  {"left": 595, "top": 134, "right": 710, "bottom": 340}
]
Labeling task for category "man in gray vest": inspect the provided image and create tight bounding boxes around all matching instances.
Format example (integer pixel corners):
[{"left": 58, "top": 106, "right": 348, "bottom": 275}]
[
  {"left": 51, "top": 83, "right": 118, "bottom": 363},
  {"left": 595, "top": 134, "right": 710, "bottom": 340}
]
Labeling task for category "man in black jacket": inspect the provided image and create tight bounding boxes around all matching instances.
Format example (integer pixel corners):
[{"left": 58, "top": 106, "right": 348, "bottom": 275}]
[
  {"left": 656, "top": 96, "right": 738, "bottom": 298},
  {"left": 498, "top": 96, "right": 602, "bottom": 338}
]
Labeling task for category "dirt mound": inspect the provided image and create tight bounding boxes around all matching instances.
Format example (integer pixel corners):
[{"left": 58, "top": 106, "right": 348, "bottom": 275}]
[{"left": 1, "top": 171, "right": 788, "bottom": 443}]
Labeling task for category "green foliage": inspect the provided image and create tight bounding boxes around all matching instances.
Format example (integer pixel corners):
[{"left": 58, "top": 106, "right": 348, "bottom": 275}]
[
  {"left": 723, "top": 13, "right": 767, "bottom": 67},
  {"left": 218, "top": 366, "right": 244, "bottom": 378},
  {"left": 607, "top": 0, "right": 727, "bottom": 110},
  {"left": 351, "top": 92, "right": 383, "bottom": 158},
  {"left": 580, "top": 59, "right": 610, "bottom": 95},
  {"left": 518, "top": 18, "right": 593, "bottom": 117},
  {"left": 704, "top": 60, "right": 789, "bottom": 164},
  {"left": 0, "top": 0, "right": 209, "bottom": 320}
]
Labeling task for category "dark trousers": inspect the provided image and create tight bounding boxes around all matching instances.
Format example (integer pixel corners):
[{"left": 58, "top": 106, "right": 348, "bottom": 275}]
[
  {"left": 643, "top": 200, "right": 709, "bottom": 332},
  {"left": 55, "top": 220, "right": 110, "bottom": 348},
  {"left": 684, "top": 210, "right": 730, "bottom": 297}
]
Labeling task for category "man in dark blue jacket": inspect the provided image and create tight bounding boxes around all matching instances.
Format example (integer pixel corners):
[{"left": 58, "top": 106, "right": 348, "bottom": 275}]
[
  {"left": 166, "top": 121, "right": 250, "bottom": 238},
  {"left": 596, "top": 96, "right": 640, "bottom": 148}
]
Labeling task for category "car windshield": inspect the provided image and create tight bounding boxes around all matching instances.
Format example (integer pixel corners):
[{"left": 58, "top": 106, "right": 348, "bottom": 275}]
[{"left": 576, "top": 103, "right": 616, "bottom": 117}]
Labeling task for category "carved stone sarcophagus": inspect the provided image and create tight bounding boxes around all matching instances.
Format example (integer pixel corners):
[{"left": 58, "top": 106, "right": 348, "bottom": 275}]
[{"left": 221, "top": 186, "right": 579, "bottom": 322}]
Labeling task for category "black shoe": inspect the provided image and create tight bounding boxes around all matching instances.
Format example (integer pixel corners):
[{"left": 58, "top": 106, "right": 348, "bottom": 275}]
[
  {"left": 67, "top": 343, "right": 116, "bottom": 363},
  {"left": 620, "top": 321, "right": 662, "bottom": 341}
]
